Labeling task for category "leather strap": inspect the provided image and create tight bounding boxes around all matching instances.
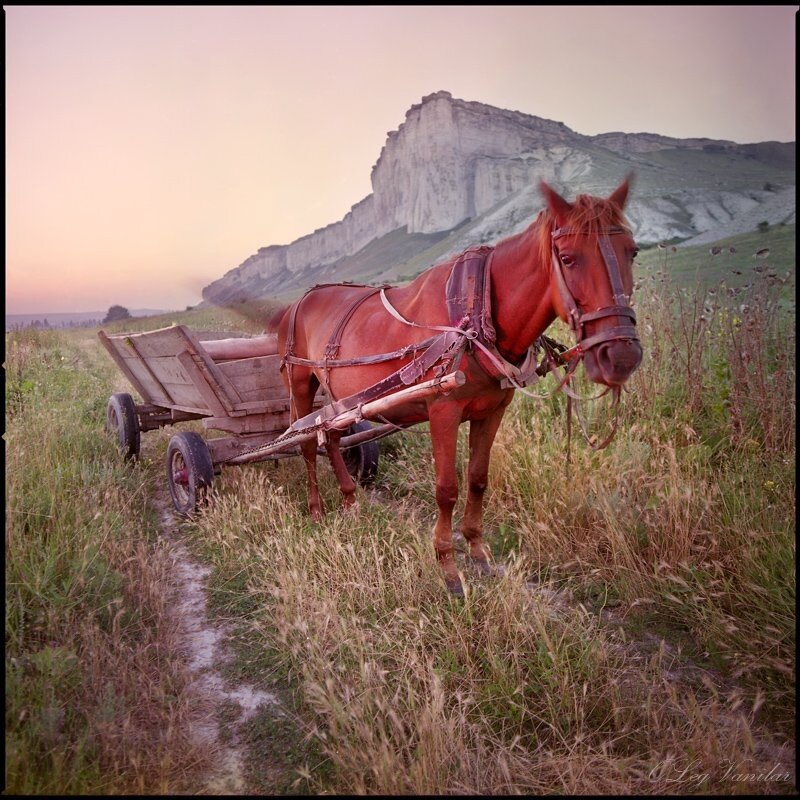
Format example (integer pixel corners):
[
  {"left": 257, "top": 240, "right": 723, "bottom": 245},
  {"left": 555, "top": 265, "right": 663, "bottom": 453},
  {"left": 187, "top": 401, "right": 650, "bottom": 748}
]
[
  {"left": 550, "top": 227, "right": 639, "bottom": 353},
  {"left": 324, "top": 287, "right": 385, "bottom": 359}
]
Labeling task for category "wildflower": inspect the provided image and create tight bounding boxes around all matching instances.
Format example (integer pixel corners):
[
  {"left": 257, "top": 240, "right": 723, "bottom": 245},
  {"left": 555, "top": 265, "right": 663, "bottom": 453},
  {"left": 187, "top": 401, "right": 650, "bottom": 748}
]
[{"left": 763, "top": 480, "right": 776, "bottom": 492}]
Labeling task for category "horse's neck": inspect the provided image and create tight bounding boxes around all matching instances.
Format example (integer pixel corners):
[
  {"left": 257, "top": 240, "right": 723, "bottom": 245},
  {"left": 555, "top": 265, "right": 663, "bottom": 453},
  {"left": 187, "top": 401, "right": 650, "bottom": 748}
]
[{"left": 490, "top": 222, "right": 557, "bottom": 362}]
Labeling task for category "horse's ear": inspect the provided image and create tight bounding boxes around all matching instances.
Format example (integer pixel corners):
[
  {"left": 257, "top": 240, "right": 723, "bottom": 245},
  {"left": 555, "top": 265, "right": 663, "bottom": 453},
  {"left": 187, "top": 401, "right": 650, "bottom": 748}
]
[
  {"left": 609, "top": 172, "right": 635, "bottom": 209},
  {"left": 539, "top": 181, "right": 572, "bottom": 224}
]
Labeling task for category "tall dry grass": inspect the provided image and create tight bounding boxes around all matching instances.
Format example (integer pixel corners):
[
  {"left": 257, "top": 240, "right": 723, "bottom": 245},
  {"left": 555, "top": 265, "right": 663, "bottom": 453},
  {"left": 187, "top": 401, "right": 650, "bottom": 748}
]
[
  {"left": 5, "top": 329, "right": 208, "bottom": 793},
  {"left": 179, "top": 261, "right": 794, "bottom": 793},
  {"left": 5, "top": 244, "right": 794, "bottom": 794}
]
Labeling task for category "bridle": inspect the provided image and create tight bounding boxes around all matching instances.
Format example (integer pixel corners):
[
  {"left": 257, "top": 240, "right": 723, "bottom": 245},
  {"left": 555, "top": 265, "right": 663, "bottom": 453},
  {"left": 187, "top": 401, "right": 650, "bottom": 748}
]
[
  {"left": 539, "top": 224, "right": 640, "bottom": 464},
  {"left": 549, "top": 225, "right": 639, "bottom": 364}
]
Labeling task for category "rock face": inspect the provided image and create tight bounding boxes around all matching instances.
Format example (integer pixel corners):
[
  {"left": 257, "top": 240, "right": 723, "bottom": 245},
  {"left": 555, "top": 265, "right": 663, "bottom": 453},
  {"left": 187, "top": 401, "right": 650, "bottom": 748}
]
[{"left": 202, "top": 91, "right": 795, "bottom": 305}]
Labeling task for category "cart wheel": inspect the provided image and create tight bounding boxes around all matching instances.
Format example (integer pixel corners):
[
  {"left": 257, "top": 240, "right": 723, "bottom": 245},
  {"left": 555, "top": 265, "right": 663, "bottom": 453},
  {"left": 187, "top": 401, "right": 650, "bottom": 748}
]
[
  {"left": 342, "top": 421, "right": 380, "bottom": 486},
  {"left": 166, "top": 432, "right": 215, "bottom": 517},
  {"left": 106, "top": 393, "right": 140, "bottom": 461}
]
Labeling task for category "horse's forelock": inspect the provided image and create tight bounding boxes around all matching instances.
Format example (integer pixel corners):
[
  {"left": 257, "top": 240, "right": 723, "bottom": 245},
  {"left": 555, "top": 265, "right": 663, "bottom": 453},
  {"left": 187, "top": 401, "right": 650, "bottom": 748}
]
[
  {"left": 535, "top": 195, "right": 630, "bottom": 243},
  {"left": 567, "top": 195, "right": 630, "bottom": 234}
]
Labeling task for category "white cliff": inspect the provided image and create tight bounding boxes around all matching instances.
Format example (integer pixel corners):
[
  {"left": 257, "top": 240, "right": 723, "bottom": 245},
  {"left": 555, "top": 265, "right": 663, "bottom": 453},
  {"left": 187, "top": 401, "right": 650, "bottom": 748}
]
[{"left": 202, "top": 91, "right": 795, "bottom": 305}]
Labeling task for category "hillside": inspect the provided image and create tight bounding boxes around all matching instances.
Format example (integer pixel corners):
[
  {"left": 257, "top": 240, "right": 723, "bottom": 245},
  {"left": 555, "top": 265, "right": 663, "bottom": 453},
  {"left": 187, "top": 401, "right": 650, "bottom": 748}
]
[{"left": 199, "top": 90, "right": 794, "bottom": 306}]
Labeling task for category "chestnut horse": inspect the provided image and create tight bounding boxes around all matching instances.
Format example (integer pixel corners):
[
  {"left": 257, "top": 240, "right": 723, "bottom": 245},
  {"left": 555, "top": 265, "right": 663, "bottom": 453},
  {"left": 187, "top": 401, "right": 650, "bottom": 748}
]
[{"left": 273, "top": 178, "right": 642, "bottom": 595}]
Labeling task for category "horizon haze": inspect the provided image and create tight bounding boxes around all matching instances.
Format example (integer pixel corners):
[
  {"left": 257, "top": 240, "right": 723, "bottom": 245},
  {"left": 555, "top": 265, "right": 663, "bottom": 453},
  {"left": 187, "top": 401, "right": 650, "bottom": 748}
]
[{"left": 5, "top": 5, "right": 796, "bottom": 315}]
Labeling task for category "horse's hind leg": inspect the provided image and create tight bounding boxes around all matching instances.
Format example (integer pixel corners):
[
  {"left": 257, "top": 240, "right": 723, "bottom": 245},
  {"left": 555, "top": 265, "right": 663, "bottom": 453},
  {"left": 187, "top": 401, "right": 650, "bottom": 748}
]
[
  {"left": 291, "top": 370, "right": 325, "bottom": 520},
  {"left": 324, "top": 430, "right": 358, "bottom": 511},
  {"left": 461, "top": 402, "right": 510, "bottom": 576}
]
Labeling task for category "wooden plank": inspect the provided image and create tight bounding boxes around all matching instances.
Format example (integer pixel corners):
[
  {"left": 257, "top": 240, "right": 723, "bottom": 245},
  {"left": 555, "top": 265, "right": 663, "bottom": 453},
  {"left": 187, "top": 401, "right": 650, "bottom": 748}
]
[
  {"left": 202, "top": 412, "right": 292, "bottom": 435},
  {"left": 206, "top": 432, "right": 282, "bottom": 465},
  {"left": 124, "top": 335, "right": 180, "bottom": 406},
  {"left": 175, "top": 327, "right": 247, "bottom": 410},
  {"left": 116, "top": 358, "right": 174, "bottom": 407},
  {"left": 216, "top": 355, "right": 288, "bottom": 403},
  {"left": 98, "top": 330, "right": 157, "bottom": 403},
  {"left": 118, "top": 354, "right": 193, "bottom": 388},
  {"left": 176, "top": 351, "right": 230, "bottom": 417},
  {"left": 118, "top": 326, "right": 196, "bottom": 359},
  {"left": 156, "top": 380, "right": 216, "bottom": 410}
]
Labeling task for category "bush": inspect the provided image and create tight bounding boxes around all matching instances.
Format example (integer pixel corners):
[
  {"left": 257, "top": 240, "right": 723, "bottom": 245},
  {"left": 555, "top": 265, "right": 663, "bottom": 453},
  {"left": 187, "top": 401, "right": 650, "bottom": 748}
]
[{"left": 102, "top": 305, "right": 131, "bottom": 323}]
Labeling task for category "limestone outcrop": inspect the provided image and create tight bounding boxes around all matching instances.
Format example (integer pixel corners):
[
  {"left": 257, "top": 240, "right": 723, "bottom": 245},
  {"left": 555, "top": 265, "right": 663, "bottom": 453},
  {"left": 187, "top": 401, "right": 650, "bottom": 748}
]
[{"left": 202, "top": 91, "right": 795, "bottom": 305}]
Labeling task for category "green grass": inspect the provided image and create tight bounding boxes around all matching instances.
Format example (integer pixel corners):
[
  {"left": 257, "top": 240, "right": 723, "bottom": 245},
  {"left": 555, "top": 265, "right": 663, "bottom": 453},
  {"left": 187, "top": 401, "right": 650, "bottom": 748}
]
[
  {"left": 5, "top": 229, "right": 796, "bottom": 793},
  {"left": 636, "top": 222, "right": 795, "bottom": 297},
  {"left": 5, "top": 328, "right": 208, "bottom": 794}
]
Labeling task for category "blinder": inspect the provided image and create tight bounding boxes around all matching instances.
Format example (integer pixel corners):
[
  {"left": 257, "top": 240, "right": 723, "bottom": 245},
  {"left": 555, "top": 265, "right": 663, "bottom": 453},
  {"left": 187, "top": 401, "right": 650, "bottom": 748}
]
[{"left": 550, "top": 225, "right": 639, "bottom": 361}]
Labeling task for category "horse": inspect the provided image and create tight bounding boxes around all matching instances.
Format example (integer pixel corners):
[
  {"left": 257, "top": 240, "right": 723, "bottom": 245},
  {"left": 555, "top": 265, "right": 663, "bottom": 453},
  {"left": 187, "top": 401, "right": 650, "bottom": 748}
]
[{"left": 272, "top": 178, "right": 642, "bottom": 595}]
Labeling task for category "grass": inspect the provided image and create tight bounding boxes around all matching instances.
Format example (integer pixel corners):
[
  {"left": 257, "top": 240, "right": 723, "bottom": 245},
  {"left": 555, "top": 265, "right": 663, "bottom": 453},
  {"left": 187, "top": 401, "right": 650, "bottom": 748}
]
[
  {"left": 4, "top": 328, "right": 209, "bottom": 793},
  {"left": 635, "top": 223, "right": 795, "bottom": 298},
  {"left": 5, "top": 232, "right": 796, "bottom": 793}
]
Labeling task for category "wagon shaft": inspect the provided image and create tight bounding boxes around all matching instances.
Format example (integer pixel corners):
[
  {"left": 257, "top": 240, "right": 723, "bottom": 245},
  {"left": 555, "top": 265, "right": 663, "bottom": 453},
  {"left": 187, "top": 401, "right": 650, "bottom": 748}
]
[{"left": 225, "top": 370, "right": 466, "bottom": 465}]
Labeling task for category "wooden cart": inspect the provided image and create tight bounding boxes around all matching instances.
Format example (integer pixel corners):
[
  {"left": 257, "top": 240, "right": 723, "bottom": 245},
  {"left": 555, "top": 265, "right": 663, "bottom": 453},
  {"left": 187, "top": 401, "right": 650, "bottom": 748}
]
[{"left": 99, "top": 324, "right": 462, "bottom": 515}]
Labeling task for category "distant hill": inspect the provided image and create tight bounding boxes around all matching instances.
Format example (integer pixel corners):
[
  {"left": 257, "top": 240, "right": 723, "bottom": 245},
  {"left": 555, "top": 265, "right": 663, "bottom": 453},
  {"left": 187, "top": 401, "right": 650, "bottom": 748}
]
[
  {"left": 202, "top": 90, "right": 795, "bottom": 306},
  {"left": 5, "top": 309, "right": 171, "bottom": 332}
]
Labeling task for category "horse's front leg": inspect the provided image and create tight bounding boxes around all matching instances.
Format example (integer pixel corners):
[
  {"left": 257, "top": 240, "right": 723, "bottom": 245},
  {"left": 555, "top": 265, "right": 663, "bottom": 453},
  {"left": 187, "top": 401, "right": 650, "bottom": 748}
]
[
  {"left": 428, "top": 400, "right": 465, "bottom": 596},
  {"left": 461, "top": 399, "right": 512, "bottom": 575}
]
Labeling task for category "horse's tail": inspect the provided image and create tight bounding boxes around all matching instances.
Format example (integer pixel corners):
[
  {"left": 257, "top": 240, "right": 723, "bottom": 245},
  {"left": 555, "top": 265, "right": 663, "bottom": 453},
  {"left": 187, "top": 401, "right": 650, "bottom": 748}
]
[{"left": 264, "top": 304, "right": 290, "bottom": 334}]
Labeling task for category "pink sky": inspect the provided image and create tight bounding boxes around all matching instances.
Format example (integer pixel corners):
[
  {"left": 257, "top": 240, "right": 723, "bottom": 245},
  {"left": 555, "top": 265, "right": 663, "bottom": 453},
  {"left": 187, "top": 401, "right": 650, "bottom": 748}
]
[{"left": 5, "top": 5, "right": 796, "bottom": 313}]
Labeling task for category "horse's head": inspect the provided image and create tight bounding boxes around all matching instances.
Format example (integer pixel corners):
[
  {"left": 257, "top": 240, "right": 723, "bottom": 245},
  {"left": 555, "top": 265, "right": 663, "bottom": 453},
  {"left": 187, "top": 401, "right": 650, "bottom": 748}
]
[{"left": 539, "top": 177, "right": 643, "bottom": 387}]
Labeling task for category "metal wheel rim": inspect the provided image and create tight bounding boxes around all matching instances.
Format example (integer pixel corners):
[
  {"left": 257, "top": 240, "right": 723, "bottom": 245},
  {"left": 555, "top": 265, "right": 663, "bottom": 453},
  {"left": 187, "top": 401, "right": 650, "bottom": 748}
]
[
  {"left": 106, "top": 405, "right": 120, "bottom": 434},
  {"left": 170, "top": 449, "right": 191, "bottom": 507}
]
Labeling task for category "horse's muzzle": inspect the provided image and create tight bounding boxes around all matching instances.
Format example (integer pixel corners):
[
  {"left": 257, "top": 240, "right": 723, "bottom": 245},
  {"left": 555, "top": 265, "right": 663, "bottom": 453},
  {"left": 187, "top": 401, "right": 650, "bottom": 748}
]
[{"left": 584, "top": 338, "right": 643, "bottom": 386}]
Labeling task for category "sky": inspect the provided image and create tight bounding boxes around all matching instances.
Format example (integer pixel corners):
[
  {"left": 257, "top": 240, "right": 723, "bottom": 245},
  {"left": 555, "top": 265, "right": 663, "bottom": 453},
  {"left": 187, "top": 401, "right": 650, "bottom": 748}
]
[{"left": 5, "top": 5, "right": 797, "bottom": 314}]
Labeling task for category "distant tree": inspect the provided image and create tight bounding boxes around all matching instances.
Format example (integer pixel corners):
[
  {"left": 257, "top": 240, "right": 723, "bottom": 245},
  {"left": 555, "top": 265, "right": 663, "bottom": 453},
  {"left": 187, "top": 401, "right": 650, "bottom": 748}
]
[
  {"left": 103, "top": 305, "right": 132, "bottom": 323},
  {"left": 757, "top": 221, "right": 770, "bottom": 234}
]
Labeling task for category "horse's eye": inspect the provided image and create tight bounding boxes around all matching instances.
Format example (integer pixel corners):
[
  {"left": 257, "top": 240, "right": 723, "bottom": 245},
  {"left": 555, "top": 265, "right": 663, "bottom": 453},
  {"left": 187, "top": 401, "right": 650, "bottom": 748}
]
[
  {"left": 560, "top": 254, "right": 575, "bottom": 268},
  {"left": 632, "top": 248, "right": 640, "bottom": 259}
]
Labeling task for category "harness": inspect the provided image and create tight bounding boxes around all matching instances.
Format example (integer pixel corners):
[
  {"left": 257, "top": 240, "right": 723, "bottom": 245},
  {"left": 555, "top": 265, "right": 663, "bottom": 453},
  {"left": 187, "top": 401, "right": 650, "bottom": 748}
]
[{"left": 280, "top": 226, "right": 638, "bottom": 453}]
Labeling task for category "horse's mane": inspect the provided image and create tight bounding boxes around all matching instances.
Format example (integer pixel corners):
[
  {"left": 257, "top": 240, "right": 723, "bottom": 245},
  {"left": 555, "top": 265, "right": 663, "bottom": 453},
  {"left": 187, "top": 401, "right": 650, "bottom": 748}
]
[{"left": 497, "top": 194, "right": 631, "bottom": 264}]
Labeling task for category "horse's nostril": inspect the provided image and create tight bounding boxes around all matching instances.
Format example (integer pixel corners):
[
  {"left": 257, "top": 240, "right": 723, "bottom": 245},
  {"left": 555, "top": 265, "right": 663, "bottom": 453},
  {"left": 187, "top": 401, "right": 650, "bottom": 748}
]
[{"left": 597, "top": 340, "right": 642, "bottom": 382}]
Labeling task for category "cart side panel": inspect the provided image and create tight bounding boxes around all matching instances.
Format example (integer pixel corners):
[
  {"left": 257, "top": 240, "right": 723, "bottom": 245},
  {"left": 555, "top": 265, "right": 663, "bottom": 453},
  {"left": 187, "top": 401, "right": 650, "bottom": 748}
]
[
  {"left": 98, "top": 330, "right": 162, "bottom": 405},
  {"left": 215, "top": 355, "right": 289, "bottom": 405},
  {"left": 103, "top": 333, "right": 214, "bottom": 412},
  {"left": 120, "top": 326, "right": 198, "bottom": 358},
  {"left": 135, "top": 355, "right": 217, "bottom": 412},
  {"left": 115, "top": 354, "right": 178, "bottom": 408},
  {"left": 108, "top": 325, "right": 243, "bottom": 414}
]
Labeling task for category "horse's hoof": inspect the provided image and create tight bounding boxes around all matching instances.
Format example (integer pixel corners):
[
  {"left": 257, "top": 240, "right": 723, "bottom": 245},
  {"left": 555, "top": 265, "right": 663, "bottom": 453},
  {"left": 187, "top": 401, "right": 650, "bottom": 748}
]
[
  {"left": 469, "top": 557, "right": 504, "bottom": 578},
  {"left": 342, "top": 498, "right": 360, "bottom": 515},
  {"left": 445, "top": 577, "right": 465, "bottom": 597},
  {"left": 470, "top": 558, "right": 492, "bottom": 577}
]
